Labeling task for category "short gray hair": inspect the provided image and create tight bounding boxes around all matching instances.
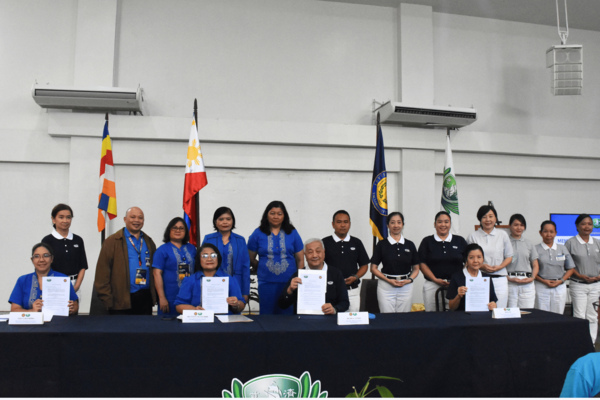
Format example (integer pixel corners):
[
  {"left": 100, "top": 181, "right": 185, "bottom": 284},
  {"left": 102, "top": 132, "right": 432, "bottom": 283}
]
[{"left": 304, "top": 238, "right": 324, "bottom": 250}]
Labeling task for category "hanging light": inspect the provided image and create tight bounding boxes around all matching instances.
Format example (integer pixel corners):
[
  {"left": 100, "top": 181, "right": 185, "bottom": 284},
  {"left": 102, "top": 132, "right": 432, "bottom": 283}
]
[{"left": 546, "top": 0, "right": 582, "bottom": 96}]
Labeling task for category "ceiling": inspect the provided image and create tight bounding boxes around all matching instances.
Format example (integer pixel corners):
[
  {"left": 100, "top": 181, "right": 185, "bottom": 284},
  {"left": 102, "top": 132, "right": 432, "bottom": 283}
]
[{"left": 319, "top": 0, "right": 600, "bottom": 32}]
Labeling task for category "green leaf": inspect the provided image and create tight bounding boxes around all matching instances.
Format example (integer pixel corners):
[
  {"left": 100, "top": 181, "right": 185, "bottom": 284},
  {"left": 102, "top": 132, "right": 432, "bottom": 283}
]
[
  {"left": 319, "top": 392, "right": 328, "bottom": 398},
  {"left": 222, "top": 390, "right": 233, "bottom": 398},
  {"left": 346, "top": 393, "right": 359, "bottom": 398},
  {"left": 232, "top": 379, "right": 243, "bottom": 398},
  {"left": 310, "top": 381, "right": 320, "bottom": 398},
  {"left": 376, "top": 386, "right": 394, "bottom": 398},
  {"left": 369, "top": 376, "right": 403, "bottom": 381},
  {"left": 300, "top": 372, "right": 311, "bottom": 398}
]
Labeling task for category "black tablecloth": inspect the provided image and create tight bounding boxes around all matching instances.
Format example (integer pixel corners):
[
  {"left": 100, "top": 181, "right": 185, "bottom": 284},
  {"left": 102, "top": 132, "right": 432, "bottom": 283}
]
[{"left": 0, "top": 310, "right": 593, "bottom": 397}]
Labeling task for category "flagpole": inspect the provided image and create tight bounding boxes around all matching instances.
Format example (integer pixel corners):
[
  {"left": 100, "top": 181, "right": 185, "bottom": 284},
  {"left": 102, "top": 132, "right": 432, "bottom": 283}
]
[
  {"left": 193, "top": 99, "right": 201, "bottom": 249},
  {"left": 101, "top": 112, "right": 109, "bottom": 245}
]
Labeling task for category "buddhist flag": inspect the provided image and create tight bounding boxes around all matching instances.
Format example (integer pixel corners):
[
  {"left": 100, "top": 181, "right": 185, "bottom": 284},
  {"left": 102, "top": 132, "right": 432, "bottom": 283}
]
[
  {"left": 183, "top": 116, "right": 208, "bottom": 245},
  {"left": 441, "top": 134, "right": 460, "bottom": 234},
  {"left": 97, "top": 120, "right": 117, "bottom": 232},
  {"left": 369, "top": 114, "right": 388, "bottom": 241}
]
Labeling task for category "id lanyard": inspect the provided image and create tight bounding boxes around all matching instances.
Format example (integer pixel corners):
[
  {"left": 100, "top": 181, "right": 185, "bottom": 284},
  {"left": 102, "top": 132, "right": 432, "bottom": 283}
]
[{"left": 128, "top": 236, "right": 147, "bottom": 267}]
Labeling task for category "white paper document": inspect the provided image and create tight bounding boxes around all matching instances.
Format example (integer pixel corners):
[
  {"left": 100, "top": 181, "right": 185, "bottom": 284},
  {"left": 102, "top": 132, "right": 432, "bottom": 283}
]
[
  {"left": 465, "top": 276, "right": 490, "bottom": 312},
  {"left": 42, "top": 277, "right": 70, "bottom": 317},
  {"left": 297, "top": 270, "right": 327, "bottom": 315},
  {"left": 217, "top": 315, "right": 253, "bottom": 323},
  {"left": 201, "top": 276, "right": 229, "bottom": 314}
]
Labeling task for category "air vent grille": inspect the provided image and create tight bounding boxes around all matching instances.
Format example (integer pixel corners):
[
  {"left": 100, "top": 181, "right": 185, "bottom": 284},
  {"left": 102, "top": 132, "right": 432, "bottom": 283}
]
[{"left": 394, "top": 106, "right": 476, "bottom": 120}]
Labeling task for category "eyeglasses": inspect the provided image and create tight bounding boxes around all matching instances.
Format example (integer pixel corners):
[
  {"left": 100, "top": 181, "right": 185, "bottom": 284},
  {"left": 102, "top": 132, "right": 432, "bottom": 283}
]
[
  {"left": 171, "top": 226, "right": 186, "bottom": 231},
  {"left": 32, "top": 254, "right": 52, "bottom": 260},
  {"left": 201, "top": 253, "right": 218, "bottom": 259}
]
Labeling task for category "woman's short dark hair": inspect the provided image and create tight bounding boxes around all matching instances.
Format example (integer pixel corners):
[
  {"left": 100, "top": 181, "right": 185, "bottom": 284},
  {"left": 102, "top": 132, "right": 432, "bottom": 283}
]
[
  {"left": 332, "top": 210, "right": 350, "bottom": 222},
  {"left": 32, "top": 242, "right": 54, "bottom": 257},
  {"left": 476, "top": 205, "right": 498, "bottom": 223},
  {"left": 162, "top": 217, "right": 190, "bottom": 244},
  {"left": 388, "top": 211, "right": 404, "bottom": 225},
  {"left": 259, "top": 201, "right": 295, "bottom": 235},
  {"left": 213, "top": 207, "right": 236, "bottom": 231},
  {"left": 51, "top": 204, "right": 73, "bottom": 228},
  {"left": 435, "top": 211, "right": 451, "bottom": 222},
  {"left": 575, "top": 214, "right": 592, "bottom": 227},
  {"left": 509, "top": 214, "right": 527, "bottom": 229},
  {"left": 540, "top": 220, "right": 557, "bottom": 231},
  {"left": 463, "top": 243, "right": 484, "bottom": 262},
  {"left": 196, "top": 243, "right": 222, "bottom": 271}
]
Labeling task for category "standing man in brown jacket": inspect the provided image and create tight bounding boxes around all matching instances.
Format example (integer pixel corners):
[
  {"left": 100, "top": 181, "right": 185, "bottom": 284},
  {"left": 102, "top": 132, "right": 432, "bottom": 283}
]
[{"left": 94, "top": 207, "right": 157, "bottom": 314}]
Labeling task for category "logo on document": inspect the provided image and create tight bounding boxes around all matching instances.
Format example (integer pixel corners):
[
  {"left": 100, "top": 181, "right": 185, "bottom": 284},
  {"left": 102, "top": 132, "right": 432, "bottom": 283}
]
[
  {"left": 222, "top": 279, "right": 226, "bottom": 282},
  {"left": 223, "top": 371, "right": 327, "bottom": 398},
  {"left": 47, "top": 279, "right": 51, "bottom": 282},
  {"left": 64, "top": 279, "right": 67, "bottom": 282},
  {"left": 304, "top": 276, "right": 308, "bottom": 278},
  {"left": 207, "top": 279, "right": 211, "bottom": 282},
  {"left": 484, "top": 279, "right": 487, "bottom": 282},
  {"left": 594, "top": 218, "right": 600, "bottom": 229}
]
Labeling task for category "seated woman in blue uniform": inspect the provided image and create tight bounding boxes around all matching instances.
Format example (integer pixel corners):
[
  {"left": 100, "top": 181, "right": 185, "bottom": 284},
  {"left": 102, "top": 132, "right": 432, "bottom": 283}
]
[
  {"left": 446, "top": 243, "right": 498, "bottom": 311},
  {"left": 153, "top": 217, "right": 196, "bottom": 316},
  {"left": 202, "top": 207, "right": 251, "bottom": 303},
  {"left": 174, "top": 243, "right": 245, "bottom": 315},
  {"left": 9, "top": 243, "right": 79, "bottom": 315}
]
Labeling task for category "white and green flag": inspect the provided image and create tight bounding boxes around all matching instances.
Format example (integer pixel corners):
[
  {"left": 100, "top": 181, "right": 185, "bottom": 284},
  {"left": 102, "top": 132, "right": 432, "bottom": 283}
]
[{"left": 441, "top": 135, "right": 460, "bottom": 234}]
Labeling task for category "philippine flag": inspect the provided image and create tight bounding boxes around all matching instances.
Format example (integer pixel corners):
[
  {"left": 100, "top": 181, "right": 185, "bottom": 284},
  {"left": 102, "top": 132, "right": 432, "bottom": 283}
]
[{"left": 183, "top": 117, "right": 208, "bottom": 245}]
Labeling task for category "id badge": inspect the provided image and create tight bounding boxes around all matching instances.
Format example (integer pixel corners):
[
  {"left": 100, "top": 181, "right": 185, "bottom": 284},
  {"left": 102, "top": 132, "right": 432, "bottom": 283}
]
[
  {"left": 178, "top": 263, "right": 190, "bottom": 281},
  {"left": 135, "top": 268, "right": 147, "bottom": 285},
  {"left": 145, "top": 255, "right": 151, "bottom": 268}
]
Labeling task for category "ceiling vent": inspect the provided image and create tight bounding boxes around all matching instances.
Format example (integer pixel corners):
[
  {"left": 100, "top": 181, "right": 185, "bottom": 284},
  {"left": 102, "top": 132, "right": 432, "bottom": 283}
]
[
  {"left": 32, "top": 85, "right": 143, "bottom": 112},
  {"left": 377, "top": 102, "right": 477, "bottom": 129}
]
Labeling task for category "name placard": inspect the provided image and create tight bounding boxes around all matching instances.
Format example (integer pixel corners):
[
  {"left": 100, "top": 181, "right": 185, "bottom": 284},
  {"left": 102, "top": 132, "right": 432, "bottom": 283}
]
[
  {"left": 8, "top": 312, "right": 44, "bottom": 325},
  {"left": 337, "top": 312, "right": 369, "bottom": 325},
  {"left": 492, "top": 307, "right": 521, "bottom": 319},
  {"left": 182, "top": 310, "right": 214, "bottom": 323}
]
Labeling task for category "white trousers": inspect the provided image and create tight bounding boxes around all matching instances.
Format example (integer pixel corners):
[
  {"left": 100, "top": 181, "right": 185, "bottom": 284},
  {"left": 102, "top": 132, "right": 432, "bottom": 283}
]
[
  {"left": 534, "top": 280, "right": 567, "bottom": 315},
  {"left": 348, "top": 286, "right": 361, "bottom": 312},
  {"left": 569, "top": 281, "right": 600, "bottom": 343},
  {"left": 377, "top": 279, "right": 413, "bottom": 313},
  {"left": 507, "top": 280, "right": 535, "bottom": 308},
  {"left": 423, "top": 280, "right": 448, "bottom": 312},
  {"left": 491, "top": 277, "right": 508, "bottom": 308}
]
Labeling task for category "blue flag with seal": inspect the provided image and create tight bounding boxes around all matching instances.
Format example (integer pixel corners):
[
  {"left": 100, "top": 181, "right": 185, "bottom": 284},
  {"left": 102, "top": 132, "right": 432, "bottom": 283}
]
[{"left": 370, "top": 114, "right": 388, "bottom": 240}]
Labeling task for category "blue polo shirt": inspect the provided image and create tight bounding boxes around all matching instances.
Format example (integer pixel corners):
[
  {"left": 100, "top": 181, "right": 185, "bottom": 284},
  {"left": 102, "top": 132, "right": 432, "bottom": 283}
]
[
  {"left": 174, "top": 269, "right": 244, "bottom": 315},
  {"left": 152, "top": 242, "right": 196, "bottom": 302},
  {"left": 124, "top": 229, "right": 150, "bottom": 293},
  {"left": 9, "top": 269, "right": 78, "bottom": 309}
]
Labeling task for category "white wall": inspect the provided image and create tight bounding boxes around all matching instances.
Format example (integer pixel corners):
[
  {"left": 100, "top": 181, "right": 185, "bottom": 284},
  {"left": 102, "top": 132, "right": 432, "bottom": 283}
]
[
  {"left": 433, "top": 12, "right": 600, "bottom": 138},
  {"left": 1, "top": 0, "right": 600, "bottom": 312}
]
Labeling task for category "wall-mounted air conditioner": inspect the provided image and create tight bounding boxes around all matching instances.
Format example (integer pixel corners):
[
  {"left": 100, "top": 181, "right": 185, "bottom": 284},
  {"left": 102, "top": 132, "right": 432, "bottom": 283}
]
[
  {"left": 32, "top": 84, "right": 143, "bottom": 112},
  {"left": 378, "top": 102, "right": 476, "bottom": 128}
]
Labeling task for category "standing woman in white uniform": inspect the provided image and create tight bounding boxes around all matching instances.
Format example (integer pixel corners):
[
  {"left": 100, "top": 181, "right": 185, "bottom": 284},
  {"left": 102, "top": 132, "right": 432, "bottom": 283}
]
[
  {"left": 466, "top": 205, "right": 513, "bottom": 308},
  {"left": 565, "top": 214, "right": 600, "bottom": 343},
  {"left": 534, "top": 220, "right": 575, "bottom": 314},
  {"left": 506, "top": 214, "right": 539, "bottom": 308},
  {"left": 370, "top": 212, "right": 420, "bottom": 313}
]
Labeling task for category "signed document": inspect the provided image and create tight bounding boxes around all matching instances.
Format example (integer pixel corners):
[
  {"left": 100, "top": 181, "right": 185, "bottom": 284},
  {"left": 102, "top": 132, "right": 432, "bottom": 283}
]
[
  {"left": 297, "top": 270, "right": 327, "bottom": 315},
  {"left": 465, "top": 276, "right": 490, "bottom": 312},
  {"left": 201, "top": 276, "right": 229, "bottom": 314},
  {"left": 42, "top": 277, "right": 70, "bottom": 317}
]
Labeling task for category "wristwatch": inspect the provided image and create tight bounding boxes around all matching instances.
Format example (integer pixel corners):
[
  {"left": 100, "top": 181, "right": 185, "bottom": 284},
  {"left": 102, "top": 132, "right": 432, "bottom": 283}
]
[
  {"left": 407, "top": 278, "right": 414, "bottom": 283},
  {"left": 351, "top": 274, "right": 358, "bottom": 280}
]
